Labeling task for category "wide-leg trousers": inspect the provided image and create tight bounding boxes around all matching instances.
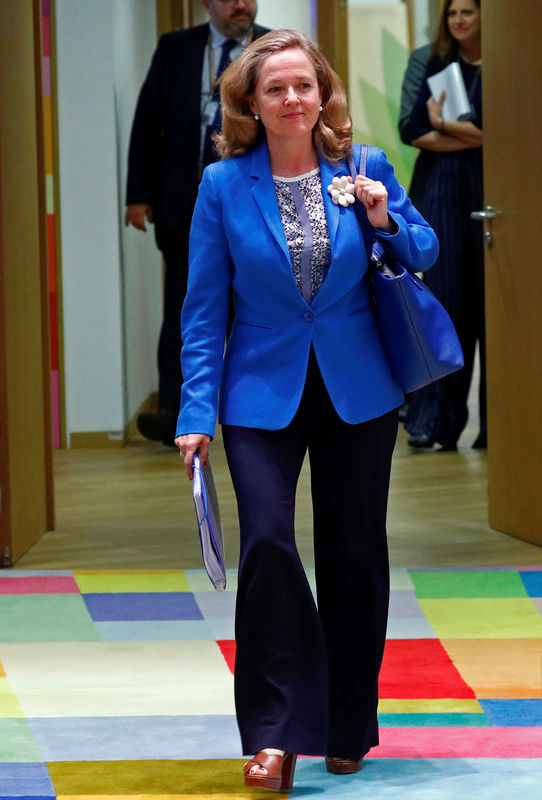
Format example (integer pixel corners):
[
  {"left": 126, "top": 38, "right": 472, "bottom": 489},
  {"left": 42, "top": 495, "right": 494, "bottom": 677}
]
[{"left": 222, "top": 350, "right": 398, "bottom": 758}]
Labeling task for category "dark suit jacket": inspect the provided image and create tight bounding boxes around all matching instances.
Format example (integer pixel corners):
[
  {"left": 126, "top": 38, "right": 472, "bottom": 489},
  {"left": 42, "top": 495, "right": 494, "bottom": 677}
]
[{"left": 126, "top": 22, "right": 270, "bottom": 255}]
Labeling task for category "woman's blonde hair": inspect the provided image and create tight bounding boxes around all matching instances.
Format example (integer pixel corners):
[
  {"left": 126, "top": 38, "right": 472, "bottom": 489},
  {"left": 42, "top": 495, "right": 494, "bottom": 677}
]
[
  {"left": 431, "top": 0, "right": 481, "bottom": 65},
  {"left": 215, "top": 29, "right": 352, "bottom": 163}
]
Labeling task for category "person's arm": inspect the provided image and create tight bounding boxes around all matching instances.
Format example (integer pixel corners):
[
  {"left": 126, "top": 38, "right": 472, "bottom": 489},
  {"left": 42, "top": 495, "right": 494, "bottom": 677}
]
[
  {"left": 176, "top": 166, "right": 232, "bottom": 474},
  {"left": 415, "top": 90, "right": 483, "bottom": 150},
  {"left": 410, "top": 130, "right": 477, "bottom": 151},
  {"left": 398, "top": 44, "right": 431, "bottom": 140},
  {"left": 401, "top": 55, "right": 481, "bottom": 153},
  {"left": 366, "top": 148, "right": 440, "bottom": 273},
  {"left": 125, "top": 35, "right": 169, "bottom": 223}
]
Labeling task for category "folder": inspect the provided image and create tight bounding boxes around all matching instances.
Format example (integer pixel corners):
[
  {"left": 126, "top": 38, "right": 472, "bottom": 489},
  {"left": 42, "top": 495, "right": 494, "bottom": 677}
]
[
  {"left": 427, "top": 62, "right": 471, "bottom": 121},
  {"left": 191, "top": 451, "right": 226, "bottom": 591}
]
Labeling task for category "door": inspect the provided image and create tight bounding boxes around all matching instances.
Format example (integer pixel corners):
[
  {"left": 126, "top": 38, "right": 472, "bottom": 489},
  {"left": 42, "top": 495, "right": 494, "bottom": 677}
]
[
  {"left": 0, "top": 0, "right": 53, "bottom": 566},
  {"left": 481, "top": 1, "right": 542, "bottom": 545}
]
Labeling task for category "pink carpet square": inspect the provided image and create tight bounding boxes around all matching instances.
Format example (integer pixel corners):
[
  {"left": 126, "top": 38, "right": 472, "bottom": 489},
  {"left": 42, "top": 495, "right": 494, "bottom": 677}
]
[
  {"left": 0, "top": 576, "right": 80, "bottom": 594},
  {"left": 373, "top": 726, "right": 542, "bottom": 758}
]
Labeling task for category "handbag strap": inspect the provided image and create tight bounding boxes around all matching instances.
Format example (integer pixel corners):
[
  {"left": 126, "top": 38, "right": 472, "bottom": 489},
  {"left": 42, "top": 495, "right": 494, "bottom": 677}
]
[{"left": 347, "top": 144, "right": 378, "bottom": 263}]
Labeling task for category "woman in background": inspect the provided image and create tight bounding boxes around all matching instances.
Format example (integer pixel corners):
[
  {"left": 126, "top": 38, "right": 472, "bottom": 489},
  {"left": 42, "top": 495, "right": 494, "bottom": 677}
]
[
  {"left": 402, "top": 0, "right": 485, "bottom": 450},
  {"left": 176, "top": 29, "right": 438, "bottom": 791}
]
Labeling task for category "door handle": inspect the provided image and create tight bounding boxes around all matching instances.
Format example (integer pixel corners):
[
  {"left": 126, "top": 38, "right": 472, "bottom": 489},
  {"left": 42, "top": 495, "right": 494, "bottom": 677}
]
[{"left": 471, "top": 205, "right": 497, "bottom": 221}]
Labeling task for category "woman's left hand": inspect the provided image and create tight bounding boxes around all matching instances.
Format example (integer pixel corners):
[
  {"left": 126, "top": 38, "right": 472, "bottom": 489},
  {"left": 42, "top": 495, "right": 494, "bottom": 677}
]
[{"left": 353, "top": 175, "right": 393, "bottom": 231}]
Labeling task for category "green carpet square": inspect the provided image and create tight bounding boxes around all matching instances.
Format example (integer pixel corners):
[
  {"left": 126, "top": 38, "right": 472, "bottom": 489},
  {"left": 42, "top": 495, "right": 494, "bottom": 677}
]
[
  {"left": 419, "top": 598, "right": 542, "bottom": 638},
  {"left": 410, "top": 571, "right": 528, "bottom": 598},
  {"left": 0, "top": 718, "right": 42, "bottom": 761},
  {"left": 0, "top": 595, "right": 100, "bottom": 642}
]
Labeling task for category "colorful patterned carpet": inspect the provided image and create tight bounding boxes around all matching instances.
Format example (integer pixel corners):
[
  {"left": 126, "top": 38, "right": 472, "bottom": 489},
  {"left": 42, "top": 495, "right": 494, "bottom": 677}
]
[{"left": 1, "top": 567, "right": 542, "bottom": 799}]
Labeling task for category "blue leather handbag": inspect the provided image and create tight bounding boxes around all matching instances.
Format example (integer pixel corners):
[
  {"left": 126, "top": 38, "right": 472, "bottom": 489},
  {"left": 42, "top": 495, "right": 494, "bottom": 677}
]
[{"left": 348, "top": 144, "right": 464, "bottom": 393}]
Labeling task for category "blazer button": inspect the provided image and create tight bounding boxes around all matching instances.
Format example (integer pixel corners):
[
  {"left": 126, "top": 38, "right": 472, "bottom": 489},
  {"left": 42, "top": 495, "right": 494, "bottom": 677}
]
[{"left": 303, "top": 311, "right": 315, "bottom": 322}]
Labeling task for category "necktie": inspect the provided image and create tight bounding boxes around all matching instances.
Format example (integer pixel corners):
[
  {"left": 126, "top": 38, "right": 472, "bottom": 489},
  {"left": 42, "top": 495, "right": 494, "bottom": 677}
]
[{"left": 201, "top": 38, "right": 238, "bottom": 171}]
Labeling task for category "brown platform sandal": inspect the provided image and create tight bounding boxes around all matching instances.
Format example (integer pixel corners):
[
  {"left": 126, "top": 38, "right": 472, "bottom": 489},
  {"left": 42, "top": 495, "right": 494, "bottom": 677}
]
[
  {"left": 325, "top": 756, "right": 363, "bottom": 774},
  {"left": 243, "top": 751, "right": 298, "bottom": 792}
]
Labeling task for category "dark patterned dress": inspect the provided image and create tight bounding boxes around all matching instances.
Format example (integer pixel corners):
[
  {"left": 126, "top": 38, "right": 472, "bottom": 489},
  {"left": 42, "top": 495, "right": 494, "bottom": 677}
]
[{"left": 402, "top": 56, "right": 485, "bottom": 448}]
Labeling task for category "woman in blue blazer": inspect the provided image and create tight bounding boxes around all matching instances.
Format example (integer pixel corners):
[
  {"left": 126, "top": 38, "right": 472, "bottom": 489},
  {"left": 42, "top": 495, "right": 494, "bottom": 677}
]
[{"left": 176, "top": 29, "right": 438, "bottom": 792}]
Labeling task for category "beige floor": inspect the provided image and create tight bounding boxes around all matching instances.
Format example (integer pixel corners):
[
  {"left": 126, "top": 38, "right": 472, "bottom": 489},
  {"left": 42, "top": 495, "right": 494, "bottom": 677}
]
[{"left": 18, "top": 422, "right": 542, "bottom": 571}]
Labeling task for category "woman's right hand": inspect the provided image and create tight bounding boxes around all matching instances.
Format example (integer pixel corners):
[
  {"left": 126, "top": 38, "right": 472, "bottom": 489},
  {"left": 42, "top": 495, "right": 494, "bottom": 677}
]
[
  {"left": 427, "top": 90, "right": 446, "bottom": 131},
  {"left": 175, "top": 433, "right": 211, "bottom": 481}
]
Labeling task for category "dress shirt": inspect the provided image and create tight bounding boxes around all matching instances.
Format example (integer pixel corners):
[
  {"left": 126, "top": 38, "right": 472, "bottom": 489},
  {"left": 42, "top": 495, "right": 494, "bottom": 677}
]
[{"left": 199, "top": 24, "right": 251, "bottom": 174}]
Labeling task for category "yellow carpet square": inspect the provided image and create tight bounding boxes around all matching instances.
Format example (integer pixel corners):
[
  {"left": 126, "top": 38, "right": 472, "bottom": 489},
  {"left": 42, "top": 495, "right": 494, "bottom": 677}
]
[
  {"left": 74, "top": 572, "right": 190, "bottom": 593},
  {"left": 58, "top": 796, "right": 263, "bottom": 800},
  {"left": 0, "top": 676, "right": 24, "bottom": 717},
  {"left": 419, "top": 598, "right": 542, "bottom": 638},
  {"left": 1, "top": 641, "right": 234, "bottom": 717},
  {"left": 50, "top": 760, "right": 286, "bottom": 797},
  {"left": 442, "top": 638, "right": 542, "bottom": 698},
  {"left": 378, "top": 698, "right": 484, "bottom": 714},
  {"left": 58, "top": 796, "right": 267, "bottom": 800}
]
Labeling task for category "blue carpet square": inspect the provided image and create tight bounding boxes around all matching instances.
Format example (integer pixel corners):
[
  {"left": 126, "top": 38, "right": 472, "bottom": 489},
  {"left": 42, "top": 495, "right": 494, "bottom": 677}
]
[
  {"left": 294, "top": 758, "right": 542, "bottom": 799},
  {"left": 27, "top": 715, "right": 241, "bottom": 760},
  {"left": 519, "top": 571, "right": 542, "bottom": 597},
  {"left": 82, "top": 592, "right": 203, "bottom": 621},
  {"left": 95, "top": 620, "right": 214, "bottom": 640},
  {"left": 389, "top": 591, "right": 425, "bottom": 618},
  {"left": 385, "top": 616, "right": 437, "bottom": 639},
  {"left": 479, "top": 699, "right": 542, "bottom": 726},
  {"left": 194, "top": 591, "right": 236, "bottom": 620},
  {"left": 0, "top": 763, "right": 54, "bottom": 796}
]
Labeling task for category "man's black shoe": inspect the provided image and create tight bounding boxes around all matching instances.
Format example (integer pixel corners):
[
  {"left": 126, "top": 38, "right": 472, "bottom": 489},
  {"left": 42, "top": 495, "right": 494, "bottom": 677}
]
[
  {"left": 407, "top": 433, "right": 435, "bottom": 448},
  {"left": 137, "top": 410, "right": 177, "bottom": 446},
  {"left": 472, "top": 431, "right": 487, "bottom": 449}
]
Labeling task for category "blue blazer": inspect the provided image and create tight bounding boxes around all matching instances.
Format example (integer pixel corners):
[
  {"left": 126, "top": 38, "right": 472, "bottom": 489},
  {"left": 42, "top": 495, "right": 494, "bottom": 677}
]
[{"left": 177, "top": 141, "right": 439, "bottom": 437}]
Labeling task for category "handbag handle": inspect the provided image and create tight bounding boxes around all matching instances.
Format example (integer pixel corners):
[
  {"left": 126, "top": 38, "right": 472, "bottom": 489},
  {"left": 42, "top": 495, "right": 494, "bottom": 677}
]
[{"left": 347, "top": 144, "right": 384, "bottom": 264}]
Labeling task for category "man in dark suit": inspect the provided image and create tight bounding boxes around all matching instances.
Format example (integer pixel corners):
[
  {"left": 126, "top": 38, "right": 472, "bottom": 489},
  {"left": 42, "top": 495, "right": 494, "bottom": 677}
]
[{"left": 125, "top": 0, "right": 269, "bottom": 445}]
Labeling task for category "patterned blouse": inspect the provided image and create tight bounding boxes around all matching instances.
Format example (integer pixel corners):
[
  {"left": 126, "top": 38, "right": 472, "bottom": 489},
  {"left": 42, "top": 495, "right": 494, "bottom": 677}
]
[{"left": 273, "top": 168, "right": 331, "bottom": 302}]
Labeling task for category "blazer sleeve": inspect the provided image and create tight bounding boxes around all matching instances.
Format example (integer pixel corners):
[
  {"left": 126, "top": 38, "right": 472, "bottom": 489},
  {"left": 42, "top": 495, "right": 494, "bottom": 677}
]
[
  {"left": 398, "top": 44, "right": 431, "bottom": 139},
  {"left": 177, "top": 167, "right": 232, "bottom": 438},
  {"left": 125, "top": 36, "right": 168, "bottom": 206},
  {"left": 370, "top": 148, "right": 439, "bottom": 272}
]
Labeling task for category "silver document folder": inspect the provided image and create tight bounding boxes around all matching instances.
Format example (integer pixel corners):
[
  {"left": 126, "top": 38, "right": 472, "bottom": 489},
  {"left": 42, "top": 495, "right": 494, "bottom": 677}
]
[{"left": 192, "top": 451, "right": 226, "bottom": 591}]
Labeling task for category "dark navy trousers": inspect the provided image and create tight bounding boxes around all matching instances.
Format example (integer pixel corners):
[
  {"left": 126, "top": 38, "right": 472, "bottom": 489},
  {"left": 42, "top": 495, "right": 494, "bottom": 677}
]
[{"left": 222, "top": 350, "right": 398, "bottom": 758}]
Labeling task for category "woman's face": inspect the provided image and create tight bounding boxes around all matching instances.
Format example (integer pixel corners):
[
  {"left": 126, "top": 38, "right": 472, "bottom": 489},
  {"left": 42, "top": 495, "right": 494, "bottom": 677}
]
[
  {"left": 447, "top": 0, "right": 481, "bottom": 46},
  {"left": 249, "top": 47, "right": 323, "bottom": 147}
]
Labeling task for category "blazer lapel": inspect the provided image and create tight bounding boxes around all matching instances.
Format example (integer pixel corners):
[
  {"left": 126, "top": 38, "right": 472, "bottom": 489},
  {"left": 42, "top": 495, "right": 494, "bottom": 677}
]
[
  {"left": 311, "top": 152, "right": 366, "bottom": 310},
  {"left": 250, "top": 141, "right": 292, "bottom": 269},
  {"left": 319, "top": 154, "right": 349, "bottom": 255}
]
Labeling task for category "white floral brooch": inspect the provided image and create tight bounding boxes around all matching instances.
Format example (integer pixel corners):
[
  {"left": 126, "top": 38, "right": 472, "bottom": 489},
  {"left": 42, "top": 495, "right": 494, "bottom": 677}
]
[{"left": 327, "top": 176, "right": 356, "bottom": 207}]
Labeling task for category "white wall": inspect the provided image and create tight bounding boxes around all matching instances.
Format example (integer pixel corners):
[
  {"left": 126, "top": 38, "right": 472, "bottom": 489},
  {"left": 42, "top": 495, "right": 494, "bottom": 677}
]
[
  {"left": 412, "top": 0, "right": 432, "bottom": 47},
  {"left": 257, "top": 0, "right": 315, "bottom": 38},
  {"left": 112, "top": 0, "right": 163, "bottom": 424},
  {"left": 54, "top": 0, "right": 317, "bottom": 443},
  {"left": 56, "top": 0, "right": 125, "bottom": 440}
]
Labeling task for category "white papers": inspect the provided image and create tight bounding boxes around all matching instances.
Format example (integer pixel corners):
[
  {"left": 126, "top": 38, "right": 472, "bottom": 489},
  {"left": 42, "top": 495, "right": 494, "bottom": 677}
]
[
  {"left": 427, "top": 62, "right": 471, "bottom": 121},
  {"left": 192, "top": 452, "right": 226, "bottom": 591}
]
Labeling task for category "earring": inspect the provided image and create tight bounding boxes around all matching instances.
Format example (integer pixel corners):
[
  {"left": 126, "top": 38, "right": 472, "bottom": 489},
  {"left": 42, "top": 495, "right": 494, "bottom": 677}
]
[
  {"left": 319, "top": 105, "right": 323, "bottom": 112},
  {"left": 254, "top": 112, "right": 260, "bottom": 120}
]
